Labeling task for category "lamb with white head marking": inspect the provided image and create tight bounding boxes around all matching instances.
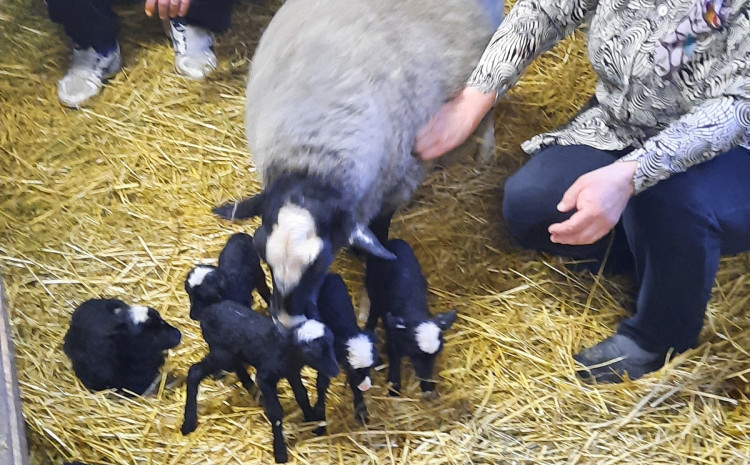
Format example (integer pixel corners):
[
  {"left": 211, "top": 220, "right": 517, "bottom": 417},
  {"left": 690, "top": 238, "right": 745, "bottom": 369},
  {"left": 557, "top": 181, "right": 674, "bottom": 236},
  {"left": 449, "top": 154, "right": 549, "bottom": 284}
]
[
  {"left": 315, "top": 273, "right": 378, "bottom": 425},
  {"left": 182, "top": 268, "right": 339, "bottom": 463},
  {"left": 365, "top": 239, "right": 457, "bottom": 398},
  {"left": 213, "top": 0, "right": 503, "bottom": 326},
  {"left": 63, "top": 298, "right": 182, "bottom": 395}
]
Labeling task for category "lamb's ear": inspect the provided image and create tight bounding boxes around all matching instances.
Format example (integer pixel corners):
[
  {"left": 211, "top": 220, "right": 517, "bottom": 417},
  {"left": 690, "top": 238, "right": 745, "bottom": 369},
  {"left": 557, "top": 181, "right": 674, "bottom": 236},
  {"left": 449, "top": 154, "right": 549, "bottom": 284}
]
[
  {"left": 213, "top": 192, "right": 267, "bottom": 221},
  {"left": 433, "top": 309, "right": 457, "bottom": 331},
  {"left": 348, "top": 225, "right": 396, "bottom": 260},
  {"left": 385, "top": 313, "right": 407, "bottom": 330}
]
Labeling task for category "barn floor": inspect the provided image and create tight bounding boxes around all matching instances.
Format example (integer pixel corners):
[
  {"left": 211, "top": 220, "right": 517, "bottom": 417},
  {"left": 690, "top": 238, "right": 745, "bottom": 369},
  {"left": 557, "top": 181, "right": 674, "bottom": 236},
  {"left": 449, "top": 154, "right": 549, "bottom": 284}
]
[{"left": 1, "top": 0, "right": 749, "bottom": 464}]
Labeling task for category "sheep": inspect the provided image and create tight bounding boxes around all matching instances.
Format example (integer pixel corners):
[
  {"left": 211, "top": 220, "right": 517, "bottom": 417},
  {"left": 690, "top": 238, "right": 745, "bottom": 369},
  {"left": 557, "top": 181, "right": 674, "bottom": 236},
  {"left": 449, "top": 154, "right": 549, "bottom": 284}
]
[
  {"left": 184, "top": 232, "right": 270, "bottom": 320},
  {"left": 213, "top": 0, "right": 503, "bottom": 325},
  {"left": 315, "top": 273, "right": 378, "bottom": 425},
  {"left": 365, "top": 239, "right": 457, "bottom": 398},
  {"left": 181, "top": 272, "right": 339, "bottom": 464},
  {"left": 63, "top": 298, "right": 182, "bottom": 395}
]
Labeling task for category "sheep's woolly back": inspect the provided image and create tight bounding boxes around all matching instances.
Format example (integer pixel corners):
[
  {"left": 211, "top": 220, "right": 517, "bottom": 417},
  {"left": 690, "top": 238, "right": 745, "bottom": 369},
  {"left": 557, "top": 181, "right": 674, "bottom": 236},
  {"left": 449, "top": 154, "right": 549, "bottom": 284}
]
[
  {"left": 297, "top": 319, "right": 326, "bottom": 342},
  {"left": 415, "top": 321, "right": 441, "bottom": 354},
  {"left": 187, "top": 265, "right": 215, "bottom": 289},
  {"left": 246, "top": 0, "right": 495, "bottom": 224},
  {"left": 346, "top": 334, "right": 375, "bottom": 369},
  {"left": 266, "top": 204, "right": 324, "bottom": 295}
]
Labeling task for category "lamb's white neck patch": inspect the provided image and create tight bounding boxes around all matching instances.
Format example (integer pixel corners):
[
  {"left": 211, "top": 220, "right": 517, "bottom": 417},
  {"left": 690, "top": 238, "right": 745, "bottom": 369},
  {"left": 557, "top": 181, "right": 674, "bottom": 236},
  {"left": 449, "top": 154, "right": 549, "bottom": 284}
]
[
  {"left": 276, "top": 311, "right": 308, "bottom": 329},
  {"left": 266, "top": 204, "right": 323, "bottom": 296},
  {"left": 346, "top": 334, "right": 375, "bottom": 369},
  {"left": 415, "top": 321, "right": 441, "bottom": 354},
  {"left": 128, "top": 306, "right": 150, "bottom": 325},
  {"left": 188, "top": 265, "right": 214, "bottom": 288},
  {"left": 297, "top": 320, "right": 326, "bottom": 342}
]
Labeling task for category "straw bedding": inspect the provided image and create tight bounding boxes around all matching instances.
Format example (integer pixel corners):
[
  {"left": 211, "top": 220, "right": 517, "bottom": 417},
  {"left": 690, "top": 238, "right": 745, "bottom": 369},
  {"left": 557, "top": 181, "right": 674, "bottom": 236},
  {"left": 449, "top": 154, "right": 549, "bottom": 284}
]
[{"left": 1, "top": 0, "right": 748, "bottom": 464}]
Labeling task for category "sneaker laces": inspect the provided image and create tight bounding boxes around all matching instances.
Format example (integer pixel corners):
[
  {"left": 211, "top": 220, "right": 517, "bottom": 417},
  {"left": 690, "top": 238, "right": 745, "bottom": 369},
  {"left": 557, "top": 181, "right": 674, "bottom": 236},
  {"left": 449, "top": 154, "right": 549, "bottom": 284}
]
[
  {"left": 68, "top": 46, "right": 116, "bottom": 80},
  {"left": 170, "top": 20, "right": 213, "bottom": 56}
]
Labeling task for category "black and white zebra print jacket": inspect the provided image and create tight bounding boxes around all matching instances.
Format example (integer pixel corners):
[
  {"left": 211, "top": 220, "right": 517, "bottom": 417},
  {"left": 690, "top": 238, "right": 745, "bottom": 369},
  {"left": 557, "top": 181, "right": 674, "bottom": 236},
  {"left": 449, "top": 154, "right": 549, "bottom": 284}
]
[{"left": 470, "top": 0, "right": 749, "bottom": 192}]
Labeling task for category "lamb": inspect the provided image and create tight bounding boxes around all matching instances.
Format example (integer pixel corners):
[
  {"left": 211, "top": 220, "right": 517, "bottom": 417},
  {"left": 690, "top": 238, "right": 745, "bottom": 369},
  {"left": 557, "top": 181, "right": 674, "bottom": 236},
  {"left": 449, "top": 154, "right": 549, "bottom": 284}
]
[
  {"left": 63, "top": 298, "right": 182, "bottom": 395},
  {"left": 365, "top": 239, "right": 457, "bottom": 398},
  {"left": 213, "top": 0, "right": 503, "bottom": 325},
  {"left": 315, "top": 273, "right": 378, "bottom": 424},
  {"left": 181, "top": 269, "right": 339, "bottom": 464},
  {"left": 184, "top": 232, "right": 270, "bottom": 320}
]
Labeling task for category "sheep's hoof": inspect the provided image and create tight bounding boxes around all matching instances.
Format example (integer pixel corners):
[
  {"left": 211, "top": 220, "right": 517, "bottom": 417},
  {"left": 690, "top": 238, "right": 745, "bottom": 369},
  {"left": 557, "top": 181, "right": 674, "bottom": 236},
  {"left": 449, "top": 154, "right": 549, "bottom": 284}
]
[
  {"left": 312, "top": 421, "right": 327, "bottom": 436},
  {"left": 388, "top": 386, "right": 401, "bottom": 397},
  {"left": 355, "top": 407, "right": 370, "bottom": 424},
  {"left": 421, "top": 390, "right": 439, "bottom": 402}
]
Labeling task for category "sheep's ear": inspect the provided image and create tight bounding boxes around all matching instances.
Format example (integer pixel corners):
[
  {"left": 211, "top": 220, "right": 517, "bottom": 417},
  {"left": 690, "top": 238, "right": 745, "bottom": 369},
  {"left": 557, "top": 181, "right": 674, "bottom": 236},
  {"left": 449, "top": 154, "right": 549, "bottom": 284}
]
[
  {"left": 385, "top": 313, "right": 407, "bottom": 330},
  {"left": 213, "top": 193, "right": 267, "bottom": 221},
  {"left": 433, "top": 309, "right": 457, "bottom": 331},
  {"left": 348, "top": 225, "right": 396, "bottom": 260}
]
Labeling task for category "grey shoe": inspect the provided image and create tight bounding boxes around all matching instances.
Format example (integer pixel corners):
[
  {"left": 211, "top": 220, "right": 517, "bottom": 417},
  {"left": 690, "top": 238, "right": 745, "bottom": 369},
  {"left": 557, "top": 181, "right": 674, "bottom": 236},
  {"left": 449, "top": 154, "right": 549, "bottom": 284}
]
[
  {"left": 57, "top": 44, "right": 121, "bottom": 108},
  {"left": 574, "top": 334, "right": 667, "bottom": 383},
  {"left": 168, "top": 20, "right": 217, "bottom": 80}
]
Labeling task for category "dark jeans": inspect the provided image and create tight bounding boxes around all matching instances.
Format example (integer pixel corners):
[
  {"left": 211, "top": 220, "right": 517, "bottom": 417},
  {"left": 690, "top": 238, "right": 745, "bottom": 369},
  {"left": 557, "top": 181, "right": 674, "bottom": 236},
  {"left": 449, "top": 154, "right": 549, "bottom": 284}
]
[
  {"left": 503, "top": 144, "right": 750, "bottom": 353},
  {"left": 48, "top": 0, "right": 233, "bottom": 52}
]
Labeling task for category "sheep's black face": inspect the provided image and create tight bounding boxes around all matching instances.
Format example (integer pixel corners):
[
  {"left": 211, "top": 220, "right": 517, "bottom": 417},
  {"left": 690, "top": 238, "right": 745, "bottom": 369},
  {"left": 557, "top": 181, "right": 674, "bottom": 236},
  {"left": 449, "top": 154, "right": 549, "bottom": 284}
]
[
  {"left": 343, "top": 332, "right": 377, "bottom": 390},
  {"left": 185, "top": 265, "right": 228, "bottom": 319},
  {"left": 122, "top": 306, "right": 182, "bottom": 353},
  {"left": 294, "top": 320, "right": 340, "bottom": 378}
]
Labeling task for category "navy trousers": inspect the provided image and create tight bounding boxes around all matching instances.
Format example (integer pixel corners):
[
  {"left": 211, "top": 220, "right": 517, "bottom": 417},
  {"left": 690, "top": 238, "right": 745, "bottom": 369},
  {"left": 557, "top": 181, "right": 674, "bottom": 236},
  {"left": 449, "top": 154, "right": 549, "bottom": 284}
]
[
  {"left": 48, "top": 0, "right": 233, "bottom": 52},
  {"left": 503, "top": 144, "right": 750, "bottom": 353}
]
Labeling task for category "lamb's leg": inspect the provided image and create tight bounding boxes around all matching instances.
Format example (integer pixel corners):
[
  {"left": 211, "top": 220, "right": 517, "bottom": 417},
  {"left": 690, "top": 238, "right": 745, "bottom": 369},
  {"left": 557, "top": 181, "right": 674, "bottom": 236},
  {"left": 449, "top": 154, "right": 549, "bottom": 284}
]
[
  {"left": 234, "top": 361, "right": 258, "bottom": 399},
  {"left": 257, "top": 375, "right": 288, "bottom": 464},
  {"left": 254, "top": 263, "right": 272, "bottom": 306},
  {"left": 368, "top": 212, "right": 393, "bottom": 246},
  {"left": 311, "top": 374, "right": 331, "bottom": 435},
  {"left": 386, "top": 345, "right": 403, "bottom": 396},
  {"left": 347, "top": 373, "right": 369, "bottom": 424},
  {"left": 287, "top": 371, "right": 316, "bottom": 422},
  {"left": 181, "top": 355, "right": 220, "bottom": 435}
]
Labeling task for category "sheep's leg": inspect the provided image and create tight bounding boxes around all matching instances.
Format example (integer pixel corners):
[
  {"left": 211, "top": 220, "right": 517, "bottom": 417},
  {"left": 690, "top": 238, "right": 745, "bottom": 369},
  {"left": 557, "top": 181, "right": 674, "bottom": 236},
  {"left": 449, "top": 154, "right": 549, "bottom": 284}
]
[
  {"left": 311, "top": 374, "right": 331, "bottom": 435},
  {"left": 368, "top": 212, "right": 393, "bottom": 246},
  {"left": 181, "top": 355, "right": 220, "bottom": 435},
  {"left": 386, "top": 345, "right": 403, "bottom": 396},
  {"left": 286, "top": 372, "right": 316, "bottom": 423},
  {"left": 257, "top": 375, "right": 288, "bottom": 464},
  {"left": 347, "top": 373, "right": 369, "bottom": 424}
]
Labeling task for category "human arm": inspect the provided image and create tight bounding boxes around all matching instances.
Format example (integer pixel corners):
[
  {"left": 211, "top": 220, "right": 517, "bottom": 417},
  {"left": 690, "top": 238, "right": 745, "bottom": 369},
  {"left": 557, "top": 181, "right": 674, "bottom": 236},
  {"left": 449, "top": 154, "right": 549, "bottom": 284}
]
[
  {"left": 549, "top": 96, "right": 750, "bottom": 245},
  {"left": 144, "top": 0, "right": 190, "bottom": 20},
  {"left": 416, "top": 0, "right": 599, "bottom": 160}
]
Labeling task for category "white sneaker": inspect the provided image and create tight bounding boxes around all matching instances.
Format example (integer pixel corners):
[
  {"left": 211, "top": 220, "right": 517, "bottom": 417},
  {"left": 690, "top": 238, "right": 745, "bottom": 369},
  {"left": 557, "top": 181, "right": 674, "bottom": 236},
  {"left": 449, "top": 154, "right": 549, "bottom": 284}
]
[
  {"left": 57, "top": 44, "right": 121, "bottom": 108},
  {"left": 168, "top": 20, "right": 217, "bottom": 80}
]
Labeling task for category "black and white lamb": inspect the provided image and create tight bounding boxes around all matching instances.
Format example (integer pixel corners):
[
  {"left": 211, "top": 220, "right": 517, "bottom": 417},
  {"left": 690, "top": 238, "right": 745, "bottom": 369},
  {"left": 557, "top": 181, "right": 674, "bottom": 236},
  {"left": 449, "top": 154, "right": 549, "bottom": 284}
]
[
  {"left": 213, "top": 0, "right": 504, "bottom": 325},
  {"left": 63, "top": 298, "right": 182, "bottom": 395},
  {"left": 316, "top": 273, "right": 378, "bottom": 424},
  {"left": 182, "top": 271, "right": 339, "bottom": 464},
  {"left": 217, "top": 232, "right": 271, "bottom": 308},
  {"left": 365, "top": 239, "right": 457, "bottom": 398}
]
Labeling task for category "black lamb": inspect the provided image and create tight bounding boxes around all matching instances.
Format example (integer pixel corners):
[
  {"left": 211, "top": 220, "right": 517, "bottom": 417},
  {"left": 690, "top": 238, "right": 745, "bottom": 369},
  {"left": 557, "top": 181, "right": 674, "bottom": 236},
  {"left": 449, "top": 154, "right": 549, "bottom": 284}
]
[
  {"left": 316, "top": 273, "right": 378, "bottom": 424},
  {"left": 63, "top": 298, "right": 182, "bottom": 395},
  {"left": 365, "top": 239, "right": 457, "bottom": 397}
]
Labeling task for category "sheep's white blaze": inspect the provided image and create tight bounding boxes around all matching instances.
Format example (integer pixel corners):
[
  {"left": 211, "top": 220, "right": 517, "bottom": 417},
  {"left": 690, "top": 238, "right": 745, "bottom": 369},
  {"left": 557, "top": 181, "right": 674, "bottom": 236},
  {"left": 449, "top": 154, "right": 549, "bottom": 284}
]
[
  {"left": 187, "top": 265, "right": 214, "bottom": 288},
  {"left": 346, "top": 334, "right": 374, "bottom": 369},
  {"left": 297, "top": 319, "right": 326, "bottom": 342},
  {"left": 415, "top": 321, "right": 441, "bottom": 354},
  {"left": 357, "top": 376, "right": 371, "bottom": 391},
  {"left": 128, "top": 306, "right": 150, "bottom": 324},
  {"left": 266, "top": 204, "right": 323, "bottom": 296}
]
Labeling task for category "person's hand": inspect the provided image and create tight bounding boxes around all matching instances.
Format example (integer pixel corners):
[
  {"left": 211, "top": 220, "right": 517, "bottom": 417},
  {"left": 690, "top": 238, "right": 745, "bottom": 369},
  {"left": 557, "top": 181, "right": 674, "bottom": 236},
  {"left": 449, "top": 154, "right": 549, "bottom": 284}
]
[
  {"left": 548, "top": 161, "right": 637, "bottom": 245},
  {"left": 415, "top": 86, "right": 497, "bottom": 161},
  {"left": 145, "top": 0, "right": 191, "bottom": 20}
]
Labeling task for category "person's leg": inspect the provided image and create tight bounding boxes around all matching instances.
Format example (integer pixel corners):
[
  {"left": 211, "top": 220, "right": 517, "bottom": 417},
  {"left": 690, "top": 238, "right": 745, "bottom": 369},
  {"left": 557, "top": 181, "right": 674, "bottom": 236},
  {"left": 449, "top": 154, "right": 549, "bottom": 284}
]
[
  {"left": 167, "top": 0, "right": 233, "bottom": 79},
  {"left": 48, "top": 0, "right": 121, "bottom": 107},
  {"left": 576, "top": 146, "right": 750, "bottom": 382},
  {"left": 503, "top": 144, "right": 633, "bottom": 273}
]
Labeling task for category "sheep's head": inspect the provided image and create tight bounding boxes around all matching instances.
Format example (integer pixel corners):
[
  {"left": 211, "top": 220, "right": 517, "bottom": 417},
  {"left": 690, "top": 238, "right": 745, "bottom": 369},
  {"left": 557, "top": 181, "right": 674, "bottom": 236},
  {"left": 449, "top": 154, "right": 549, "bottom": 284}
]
[
  {"left": 115, "top": 305, "right": 182, "bottom": 355},
  {"left": 385, "top": 309, "right": 457, "bottom": 381},
  {"left": 344, "top": 332, "right": 378, "bottom": 391},
  {"left": 213, "top": 175, "right": 394, "bottom": 326},
  {"left": 293, "top": 320, "right": 340, "bottom": 378},
  {"left": 184, "top": 265, "right": 228, "bottom": 320}
]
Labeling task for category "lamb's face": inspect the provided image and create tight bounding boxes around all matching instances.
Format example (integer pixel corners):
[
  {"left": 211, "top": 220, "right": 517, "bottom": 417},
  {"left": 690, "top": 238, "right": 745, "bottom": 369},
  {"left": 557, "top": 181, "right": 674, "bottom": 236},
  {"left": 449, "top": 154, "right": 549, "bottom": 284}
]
[
  {"left": 345, "top": 333, "right": 377, "bottom": 391},
  {"left": 255, "top": 202, "right": 335, "bottom": 326},
  {"left": 294, "top": 320, "right": 340, "bottom": 378},
  {"left": 184, "top": 265, "right": 227, "bottom": 319},
  {"left": 117, "top": 305, "right": 182, "bottom": 352}
]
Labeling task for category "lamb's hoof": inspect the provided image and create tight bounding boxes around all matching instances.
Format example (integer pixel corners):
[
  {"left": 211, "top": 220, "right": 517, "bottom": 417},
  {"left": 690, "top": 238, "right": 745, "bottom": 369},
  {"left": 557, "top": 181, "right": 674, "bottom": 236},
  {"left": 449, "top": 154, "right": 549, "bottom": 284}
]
[
  {"left": 422, "top": 390, "right": 439, "bottom": 402},
  {"left": 312, "top": 421, "right": 327, "bottom": 436},
  {"left": 180, "top": 419, "right": 197, "bottom": 436},
  {"left": 355, "top": 407, "right": 370, "bottom": 424},
  {"left": 388, "top": 387, "right": 401, "bottom": 397}
]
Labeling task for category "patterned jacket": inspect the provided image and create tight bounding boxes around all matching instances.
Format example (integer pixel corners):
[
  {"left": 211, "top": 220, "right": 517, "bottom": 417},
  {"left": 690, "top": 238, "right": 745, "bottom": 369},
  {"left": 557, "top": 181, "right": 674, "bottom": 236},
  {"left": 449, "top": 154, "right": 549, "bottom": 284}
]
[{"left": 469, "top": 0, "right": 749, "bottom": 192}]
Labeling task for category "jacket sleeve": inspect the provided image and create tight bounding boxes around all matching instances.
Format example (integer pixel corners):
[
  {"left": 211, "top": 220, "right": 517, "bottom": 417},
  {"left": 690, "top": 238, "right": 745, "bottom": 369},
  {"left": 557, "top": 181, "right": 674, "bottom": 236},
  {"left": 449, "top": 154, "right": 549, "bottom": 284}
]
[
  {"left": 618, "top": 94, "right": 750, "bottom": 193},
  {"left": 468, "top": 0, "right": 599, "bottom": 95}
]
